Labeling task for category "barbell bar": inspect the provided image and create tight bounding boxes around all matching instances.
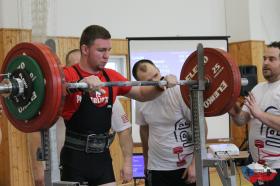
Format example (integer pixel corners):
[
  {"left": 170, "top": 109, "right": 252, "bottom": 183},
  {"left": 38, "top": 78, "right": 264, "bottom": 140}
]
[
  {"left": 67, "top": 78, "right": 248, "bottom": 89},
  {"left": 0, "top": 77, "right": 249, "bottom": 97},
  {"left": 0, "top": 42, "right": 249, "bottom": 133},
  {"left": 67, "top": 80, "right": 196, "bottom": 89}
]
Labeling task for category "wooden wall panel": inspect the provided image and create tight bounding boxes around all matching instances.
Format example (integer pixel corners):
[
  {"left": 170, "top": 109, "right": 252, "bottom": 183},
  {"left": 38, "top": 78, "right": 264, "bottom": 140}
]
[
  {"left": 0, "top": 28, "right": 34, "bottom": 186},
  {"left": 250, "top": 41, "right": 266, "bottom": 82},
  {"left": 111, "top": 39, "right": 129, "bottom": 55},
  {"left": 229, "top": 40, "right": 265, "bottom": 82},
  {"left": 133, "top": 146, "right": 143, "bottom": 154},
  {"left": 0, "top": 29, "right": 31, "bottom": 69},
  {"left": 0, "top": 30, "right": 3, "bottom": 64},
  {"left": 228, "top": 40, "right": 265, "bottom": 148},
  {"left": 54, "top": 37, "right": 80, "bottom": 66}
]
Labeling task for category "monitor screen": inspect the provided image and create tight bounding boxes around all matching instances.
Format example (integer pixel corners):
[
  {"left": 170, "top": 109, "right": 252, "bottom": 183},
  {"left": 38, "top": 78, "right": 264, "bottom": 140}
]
[{"left": 132, "top": 153, "right": 145, "bottom": 179}]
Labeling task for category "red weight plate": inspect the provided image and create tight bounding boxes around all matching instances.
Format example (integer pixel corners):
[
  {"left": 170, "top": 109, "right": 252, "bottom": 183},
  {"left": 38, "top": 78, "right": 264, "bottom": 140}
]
[
  {"left": 0, "top": 42, "right": 65, "bottom": 132},
  {"left": 34, "top": 43, "right": 65, "bottom": 130},
  {"left": 180, "top": 48, "right": 241, "bottom": 117}
]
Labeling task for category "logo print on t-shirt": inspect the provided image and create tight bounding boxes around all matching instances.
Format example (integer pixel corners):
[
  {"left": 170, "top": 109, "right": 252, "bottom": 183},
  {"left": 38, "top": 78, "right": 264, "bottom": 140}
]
[
  {"left": 76, "top": 95, "right": 82, "bottom": 103},
  {"left": 121, "top": 113, "right": 129, "bottom": 124},
  {"left": 89, "top": 91, "right": 109, "bottom": 107},
  {"left": 174, "top": 118, "right": 193, "bottom": 148},
  {"left": 260, "top": 106, "right": 280, "bottom": 148}
]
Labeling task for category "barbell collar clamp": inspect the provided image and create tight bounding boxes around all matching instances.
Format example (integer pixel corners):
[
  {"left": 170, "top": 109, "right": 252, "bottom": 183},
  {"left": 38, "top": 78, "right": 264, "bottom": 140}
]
[{"left": 0, "top": 78, "right": 24, "bottom": 97}]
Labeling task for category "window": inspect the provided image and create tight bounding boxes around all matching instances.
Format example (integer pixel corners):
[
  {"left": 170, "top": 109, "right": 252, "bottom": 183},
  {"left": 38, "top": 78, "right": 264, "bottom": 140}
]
[{"left": 107, "top": 55, "right": 127, "bottom": 78}]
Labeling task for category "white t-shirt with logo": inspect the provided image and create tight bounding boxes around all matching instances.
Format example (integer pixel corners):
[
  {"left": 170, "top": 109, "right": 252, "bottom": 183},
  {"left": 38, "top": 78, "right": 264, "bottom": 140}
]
[
  {"left": 112, "top": 98, "right": 131, "bottom": 132},
  {"left": 242, "top": 80, "right": 280, "bottom": 168},
  {"left": 136, "top": 86, "right": 193, "bottom": 170}
]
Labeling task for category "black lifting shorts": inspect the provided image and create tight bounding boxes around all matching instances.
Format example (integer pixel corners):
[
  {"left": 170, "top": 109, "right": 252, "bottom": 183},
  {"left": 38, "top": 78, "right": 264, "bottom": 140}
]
[{"left": 60, "top": 147, "right": 115, "bottom": 186}]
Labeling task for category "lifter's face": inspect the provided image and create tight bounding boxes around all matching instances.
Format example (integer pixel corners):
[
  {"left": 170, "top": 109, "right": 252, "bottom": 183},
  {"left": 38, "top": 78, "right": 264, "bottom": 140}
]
[
  {"left": 81, "top": 38, "right": 112, "bottom": 73},
  {"left": 263, "top": 47, "right": 280, "bottom": 82},
  {"left": 136, "top": 63, "right": 161, "bottom": 81}
]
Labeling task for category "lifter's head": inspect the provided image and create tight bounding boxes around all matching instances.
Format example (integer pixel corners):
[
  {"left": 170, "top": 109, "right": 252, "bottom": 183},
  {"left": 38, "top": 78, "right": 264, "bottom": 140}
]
[{"left": 79, "top": 25, "right": 112, "bottom": 73}]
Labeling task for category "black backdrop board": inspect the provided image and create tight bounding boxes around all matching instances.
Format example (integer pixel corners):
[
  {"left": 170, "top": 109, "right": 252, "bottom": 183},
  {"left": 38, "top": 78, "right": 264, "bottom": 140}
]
[
  {"left": 127, "top": 36, "right": 231, "bottom": 143},
  {"left": 239, "top": 65, "right": 258, "bottom": 96}
]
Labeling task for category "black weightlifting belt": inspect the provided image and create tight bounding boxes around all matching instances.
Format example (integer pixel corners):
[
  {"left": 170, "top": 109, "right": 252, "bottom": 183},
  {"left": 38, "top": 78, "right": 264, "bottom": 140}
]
[{"left": 64, "top": 129, "right": 115, "bottom": 153}]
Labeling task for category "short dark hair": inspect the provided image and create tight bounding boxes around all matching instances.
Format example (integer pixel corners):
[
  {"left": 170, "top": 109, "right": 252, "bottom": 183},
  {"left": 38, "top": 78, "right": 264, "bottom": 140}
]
[
  {"left": 80, "top": 25, "right": 111, "bottom": 49},
  {"left": 132, "top": 59, "right": 156, "bottom": 80},
  {"left": 267, "top": 41, "right": 280, "bottom": 57},
  {"left": 65, "top": 49, "right": 80, "bottom": 66}
]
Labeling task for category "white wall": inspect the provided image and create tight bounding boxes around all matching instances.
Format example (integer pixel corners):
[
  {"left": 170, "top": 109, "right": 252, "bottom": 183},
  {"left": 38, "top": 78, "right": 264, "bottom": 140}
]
[
  {"left": 248, "top": 0, "right": 264, "bottom": 41},
  {"left": 0, "top": 0, "right": 32, "bottom": 29},
  {"left": 225, "top": 0, "right": 280, "bottom": 43},
  {"left": 258, "top": 0, "right": 280, "bottom": 43},
  {"left": 224, "top": 0, "right": 251, "bottom": 42},
  {"left": 1, "top": 0, "right": 279, "bottom": 42},
  {"left": 47, "top": 0, "right": 227, "bottom": 38}
]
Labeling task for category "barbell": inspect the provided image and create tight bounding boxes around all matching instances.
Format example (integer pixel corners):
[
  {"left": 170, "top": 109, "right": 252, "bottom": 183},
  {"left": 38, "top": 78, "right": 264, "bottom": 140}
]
[{"left": 0, "top": 42, "right": 247, "bottom": 133}]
